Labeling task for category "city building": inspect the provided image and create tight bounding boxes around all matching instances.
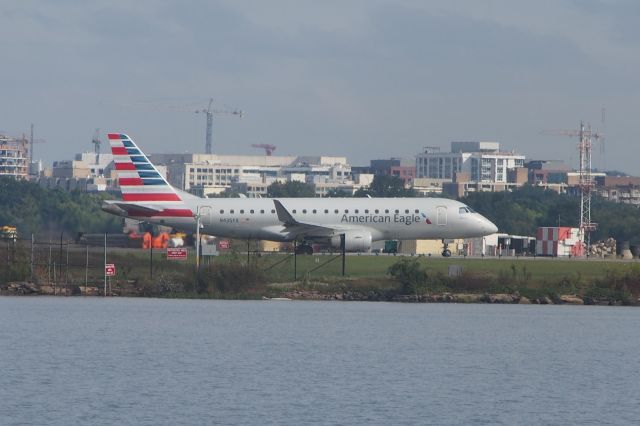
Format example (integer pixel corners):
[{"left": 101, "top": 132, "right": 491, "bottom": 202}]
[
  {"left": 149, "top": 153, "right": 357, "bottom": 197},
  {"left": 416, "top": 142, "right": 525, "bottom": 182},
  {"left": 411, "top": 178, "right": 448, "bottom": 195},
  {"left": 52, "top": 152, "right": 114, "bottom": 179},
  {"left": 416, "top": 142, "right": 526, "bottom": 197},
  {"left": 369, "top": 158, "right": 416, "bottom": 186},
  {"left": 41, "top": 151, "right": 169, "bottom": 192},
  {"left": 0, "top": 134, "right": 29, "bottom": 179},
  {"left": 594, "top": 175, "right": 640, "bottom": 205}
]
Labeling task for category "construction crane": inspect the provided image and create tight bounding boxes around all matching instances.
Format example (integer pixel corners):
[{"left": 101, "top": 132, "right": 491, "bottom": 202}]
[
  {"left": 195, "top": 98, "right": 243, "bottom": 154},
  {"left": 26, "top": 124, "right": 46, "bottom": 176},
  {"left": 92, "top": 129, "right": 101, "bottom": 163},
  {"left": 543, "top": 121, "right": 603, "bottom": 255},
  {"left": 251, "top": 143, "right": 277, "bottom": 156},
  {"left": 22, "top": 123, "right": 47, "bottom": 175}
]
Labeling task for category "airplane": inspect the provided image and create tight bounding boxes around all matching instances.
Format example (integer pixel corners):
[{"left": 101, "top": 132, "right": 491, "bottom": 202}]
[{"left": 102, "top": 133, "right": 498, "bottom": 256}]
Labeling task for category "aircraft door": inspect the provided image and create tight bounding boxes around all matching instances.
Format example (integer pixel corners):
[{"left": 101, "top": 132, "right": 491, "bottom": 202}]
[
  {"left": 197, "top": 206, "right": 214, "bottom": 226},
  {"left": 436, "top": 206, "right": 447, "bottom": 225}
]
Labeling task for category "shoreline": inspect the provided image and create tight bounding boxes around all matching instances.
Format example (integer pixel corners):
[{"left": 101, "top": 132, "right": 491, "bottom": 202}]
[{"left": 1, "top": 281, "right": 633, "bottom": 306}]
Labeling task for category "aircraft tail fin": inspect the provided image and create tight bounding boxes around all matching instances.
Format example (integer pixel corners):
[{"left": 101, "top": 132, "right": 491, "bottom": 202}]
[{"left": 108, "top": 133, "right": 183, "bottom": 203}]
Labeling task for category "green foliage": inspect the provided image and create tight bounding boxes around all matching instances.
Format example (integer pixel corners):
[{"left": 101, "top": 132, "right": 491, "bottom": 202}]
[
  {"left": 325, "top": 188, "right": 352, "bottom": 198},
  {"left": 387, "top": 257, "right": 428, "bottom": 294},
  {"left": 0, "top": 178, "right": 121, "bottom": 237},
  {"left": 194, "top": 256, "right": 266, "bottom": 294},
  {"left": 462, "top": 185, "right": 640, "bottom": 241},
  {"left": 210, "top": 187, "right": 244, "bottom": 198},
  {"left": 585, "top": 266, "right": 640, "bottom": 304},
  {"left": 355, "top": 175, "right": 416, "bottom": 198},
  {"left": 267, "top": 181, "right": 316, "bottom": 198},
  {"left": 0, "top": 243, "right": 30, "bottom": 283}
]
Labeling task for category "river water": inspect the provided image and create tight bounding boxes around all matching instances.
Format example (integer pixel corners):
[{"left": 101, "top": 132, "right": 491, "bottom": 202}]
[{"left": 1, "top": 297, "right": 639, "bottom": 425}]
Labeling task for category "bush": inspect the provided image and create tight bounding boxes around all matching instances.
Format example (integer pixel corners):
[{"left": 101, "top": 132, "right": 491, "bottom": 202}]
[
  {"left": 584, "top": 267, "right": 639, "bottom": 305},
  {"left": 194, "top": 256, "right": 266, "bottom": 295},
  {"left": 387, "top": 258, "right": 428, "bottom": 294},
  {"left": 0, "top": 242, "right": 30, "bottom": 284}
]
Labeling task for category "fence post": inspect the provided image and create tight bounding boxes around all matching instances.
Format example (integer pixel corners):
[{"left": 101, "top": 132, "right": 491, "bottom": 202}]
[
  {"left": 48, "top": 239, "right": 52, "bottom": 285},
  {"left": 65, "top": 239, "right": 69, "bottom": 293},
  {"left": 293, "top": 240, "right": 297, "bottom": 281},
  {"left": 341, "top": 233, "right": 346, "bottom": 276},
  {"left": 85, "top": 244, "right": 89, "bottom": 294},
  {"left": 4, "top": 240, "right": 8, "bottom": 283},
  {"left": 103, "top": 233, "right": 107, "bottom": 297},
  {"left": 150, "top": 244, "right": 153, "bottom": 280},
  {"left": 58, "top": 232, "right": 63, "bottom": 284},
  {"left": 30, "top": 234, "right": 34, "bottom": 281}
]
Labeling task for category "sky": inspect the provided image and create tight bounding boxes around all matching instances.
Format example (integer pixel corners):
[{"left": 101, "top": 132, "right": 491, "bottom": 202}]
[{"left": 1, "top": 0, "right": 639, "bottom": 173}]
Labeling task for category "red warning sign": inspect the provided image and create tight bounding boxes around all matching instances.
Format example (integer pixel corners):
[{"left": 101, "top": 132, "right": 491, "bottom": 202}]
[
  {"left": 167, "top": 247, "right": 188, "bottom": 260},
  {"left": 105, "top": 264, "right": 116, "bottom": 276}
]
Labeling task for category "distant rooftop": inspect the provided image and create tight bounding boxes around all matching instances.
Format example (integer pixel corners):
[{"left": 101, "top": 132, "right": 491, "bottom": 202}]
[{"left": 451, "top": 141, "right": 500, "bottom": 153}]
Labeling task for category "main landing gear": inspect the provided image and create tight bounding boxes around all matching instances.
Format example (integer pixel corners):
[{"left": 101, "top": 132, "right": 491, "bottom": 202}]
[
  {"left": 441, "top": 239, "right": 452, "bottom": 257},
  {"left": 295, "top": 242, "right": 314, "bottom": 255}
]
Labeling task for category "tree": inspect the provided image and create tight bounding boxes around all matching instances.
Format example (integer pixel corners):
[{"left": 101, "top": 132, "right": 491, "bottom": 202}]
[
  {"left": 210, "top": 187, "right": 244, "bottom": 198},
  {"left": 325, "top": 188, "right": 352, "bottom": 198},
  {"left": 0, "top": 177, "right": 122, "bottom": 237},
  {"left": 267, "top": 181, "right": 315, "bottom": 198},
  {"left": 354, "top": 175, "right": 416, "bottom": 197},
  {"left": 461, "top": 185, "right": 640, "bottom": 242}
]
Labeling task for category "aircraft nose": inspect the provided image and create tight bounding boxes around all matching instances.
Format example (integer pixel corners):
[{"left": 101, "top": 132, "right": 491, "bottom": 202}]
[{"left": 483, "top": 217, "right": 498, "bottom": 234}]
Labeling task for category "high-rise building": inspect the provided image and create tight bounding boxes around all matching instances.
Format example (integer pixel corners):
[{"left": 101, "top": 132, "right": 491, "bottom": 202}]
[
  {"left": 0, "top": 134, "right": 29, "bottom": 179},
  {"left": 416, "top": 141, "right": 525, "bottom": 183}
]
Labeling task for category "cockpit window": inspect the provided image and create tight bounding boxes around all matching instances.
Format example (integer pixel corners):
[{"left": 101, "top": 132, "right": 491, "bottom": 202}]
[{"left": 459, "top": 206, "right": 476, "bottom": 214}]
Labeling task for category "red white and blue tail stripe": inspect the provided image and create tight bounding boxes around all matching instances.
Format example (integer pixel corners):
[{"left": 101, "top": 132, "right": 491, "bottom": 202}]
[{"left": 108, "top": 133, "right": 192, "bottom": 218}]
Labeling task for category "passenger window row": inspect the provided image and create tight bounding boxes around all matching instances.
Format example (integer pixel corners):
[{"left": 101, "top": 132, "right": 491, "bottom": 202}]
[{"left": 218, "top": 208, "right": 422, "bottom": 215}]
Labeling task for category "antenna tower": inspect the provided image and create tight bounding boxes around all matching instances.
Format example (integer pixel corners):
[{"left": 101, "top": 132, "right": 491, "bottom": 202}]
[
  {"left": 577, "top": 121, "right": 598, "bottom": 252},
  {"left": 542, "top": 121, "right": 603, "bottom": 255}
]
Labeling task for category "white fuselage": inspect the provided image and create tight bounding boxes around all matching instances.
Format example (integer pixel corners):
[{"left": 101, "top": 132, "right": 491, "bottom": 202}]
[{"left": 147, "top": 197, "right": 497, "bottom": 242}]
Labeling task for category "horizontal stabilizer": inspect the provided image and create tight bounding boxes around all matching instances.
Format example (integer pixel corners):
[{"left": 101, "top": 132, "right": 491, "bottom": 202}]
[
  {"left": 101, "top": 201, "right": 194, "bottom": 218},
  {"left": 102, "top": 201, "right": 162, "bottom": 216}
]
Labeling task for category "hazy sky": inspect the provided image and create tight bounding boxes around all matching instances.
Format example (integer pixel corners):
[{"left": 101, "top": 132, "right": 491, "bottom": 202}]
[{"left": 1, "top": 0, "right": 639, "bottom": 172}]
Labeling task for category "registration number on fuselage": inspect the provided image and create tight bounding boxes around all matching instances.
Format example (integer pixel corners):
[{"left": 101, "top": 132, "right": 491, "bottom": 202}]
[{"left": 219, "top": 218, "right": 239, "bottom": 223}]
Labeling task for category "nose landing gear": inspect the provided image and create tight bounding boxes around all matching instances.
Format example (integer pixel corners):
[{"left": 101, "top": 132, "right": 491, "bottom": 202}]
[{"left": 441, "top": 239, "right": 452, "bottom": 257}]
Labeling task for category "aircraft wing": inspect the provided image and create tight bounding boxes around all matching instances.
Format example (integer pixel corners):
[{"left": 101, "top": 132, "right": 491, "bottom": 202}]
[{"left": 273, "top": 199, "right": 349, "bottom": 239}]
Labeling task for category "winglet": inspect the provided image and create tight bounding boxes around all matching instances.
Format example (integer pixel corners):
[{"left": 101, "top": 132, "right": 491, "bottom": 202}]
[{"left": 273, "top": 200, "right": 297, "bottom": 226}]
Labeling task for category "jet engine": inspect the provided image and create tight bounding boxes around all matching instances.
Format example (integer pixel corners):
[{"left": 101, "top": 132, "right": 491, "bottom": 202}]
[{"left": 329, "top": 231, "right": 373, "bottom": 252}]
